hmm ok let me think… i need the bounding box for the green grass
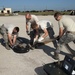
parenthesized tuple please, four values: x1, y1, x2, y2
(19, 11, 56, 15)
(0, 11, 71, 16)
(19, 11, 71, 15)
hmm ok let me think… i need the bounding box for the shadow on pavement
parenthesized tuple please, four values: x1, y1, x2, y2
(0, 38, 6, 47)
(37, 45, 56, 58)
(0, 37, 75, 56)
(36, 43, 74, 59)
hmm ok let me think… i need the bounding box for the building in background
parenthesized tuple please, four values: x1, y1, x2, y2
(0, 10, 1, 14)
(0, 8, 12, 14)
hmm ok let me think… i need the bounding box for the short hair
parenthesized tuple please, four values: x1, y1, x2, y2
(14, 27, 19, 32)
(31, 21, 37, 29)
(25, 13, 31, 18)
(54, 12, 62, 17)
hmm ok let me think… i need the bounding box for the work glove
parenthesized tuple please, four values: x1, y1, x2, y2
(34, 38, 37, 43)
(26, 31, 30, 35)
(38, 37, 44, 42)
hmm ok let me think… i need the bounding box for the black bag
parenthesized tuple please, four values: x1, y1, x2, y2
(12, 38, 30, 53)
(13, 43, 30, 53)
(43, 55, 75, 75)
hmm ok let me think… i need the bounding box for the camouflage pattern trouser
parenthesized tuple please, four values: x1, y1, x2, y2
(56, 32, 75, 53)
(0, 25, 8, 44)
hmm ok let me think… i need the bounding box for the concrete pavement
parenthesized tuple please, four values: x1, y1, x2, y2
(0, 15, 75, 75)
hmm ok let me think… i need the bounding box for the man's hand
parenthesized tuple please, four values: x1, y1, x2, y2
(38, 37, 44, 42)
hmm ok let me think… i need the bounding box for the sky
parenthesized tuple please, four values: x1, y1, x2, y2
(0, 0, 75, 11)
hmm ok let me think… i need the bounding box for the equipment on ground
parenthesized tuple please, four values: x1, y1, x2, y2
(43, 55, 75, 75)
(11, 38, 31, 53)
